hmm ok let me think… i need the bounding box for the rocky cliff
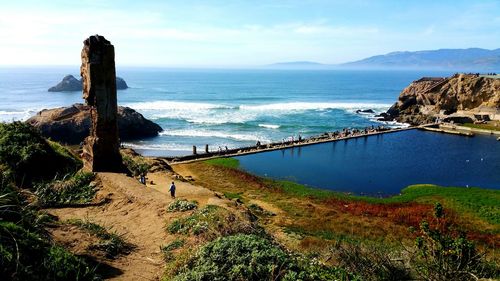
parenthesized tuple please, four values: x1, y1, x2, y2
(48, 75, 128, 92)
(383, 74, 500, 125)
(26, 104, 163, 144)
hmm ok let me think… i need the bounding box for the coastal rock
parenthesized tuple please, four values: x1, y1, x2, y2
(48, 75, 82, 92)
(48, 74, 129, 92)
(356, 109, 375, 114)
(26, 104, 162, 144)
(385, 74, 500, 125)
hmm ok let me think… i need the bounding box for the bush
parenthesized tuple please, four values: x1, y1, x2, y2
(122, 155, 150, 177)
(330, 241, 411, 281)
(167, 199, 198, 212)
(173, 234, 357, 281)
(35, 172, 96, 207)
(413, 203, 499, 280)
(0, 122, 81, 186)
(167, 205, 260, 240)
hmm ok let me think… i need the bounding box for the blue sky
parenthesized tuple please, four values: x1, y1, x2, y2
(0, 0, 499, 66)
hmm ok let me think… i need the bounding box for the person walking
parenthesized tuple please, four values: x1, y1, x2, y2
(169, 181, 176, 199)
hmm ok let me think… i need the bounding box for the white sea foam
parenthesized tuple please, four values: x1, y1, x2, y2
(240, 102, 391, 111)
(159, 129, 271, 143)
(122, 142, 192, 151)
(258, 124, 280, 129)
(0, 109, 38, 122)
(124, 100, 391, 125)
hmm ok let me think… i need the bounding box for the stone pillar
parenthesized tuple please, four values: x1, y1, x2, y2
(205, 144, 209, 153)
(192, 145, 197, 155)
(81, 35, 122, 172)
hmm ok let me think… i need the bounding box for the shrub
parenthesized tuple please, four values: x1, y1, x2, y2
(122, 155, 150, 177)
(35, 172, 96, 207)
(167, 199, 198, 212)
(413, 203, 499, 280)
(167, 205, 260, 240)
(0, 122, 81, 186)
(330, 241, 411, 281)
(173, 234, 357, 281)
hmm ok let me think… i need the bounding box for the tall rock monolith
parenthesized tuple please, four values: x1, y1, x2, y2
(80, 35, 122, 171)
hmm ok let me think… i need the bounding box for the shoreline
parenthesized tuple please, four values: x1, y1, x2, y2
(161, 125, 430, 164)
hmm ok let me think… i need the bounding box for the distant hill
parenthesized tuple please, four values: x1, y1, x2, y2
(341, 48, 500, 70)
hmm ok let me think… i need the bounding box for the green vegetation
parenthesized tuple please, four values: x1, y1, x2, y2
(205, 157, 240, 169)
(223, 191, 243, 200)
(67, 219, 134, 258)
(161, 239, 185, 261)
(167, 199, 198, 212)
(122, 154, 150, 177)
(0, 122, 81, 186)
(173, 234, 357, 281)
(412, 203, 499, 280)
(272, 180, 500, 226)
(35, 172, 96, 207)
(167, 205, 261, 239)
(462, 122, 500, 132)
(0, 168, 98, 280)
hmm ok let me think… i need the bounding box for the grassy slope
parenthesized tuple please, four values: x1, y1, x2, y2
(462, 122, 500, 131)
(208, 158, 500, 227)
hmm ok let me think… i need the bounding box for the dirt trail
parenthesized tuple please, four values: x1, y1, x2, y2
(48, 171, 227, 280)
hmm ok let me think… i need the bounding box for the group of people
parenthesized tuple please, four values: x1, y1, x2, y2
(137, 173, 177, 199)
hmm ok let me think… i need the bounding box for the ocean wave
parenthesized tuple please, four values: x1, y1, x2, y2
(123, 100, 235, 111)
(258, 124, 280, 129)
(159, 129, 271, 142)
(240, 102, 391, 111)
(0, 109, 38, 122)
(124, 100, 391, 125)
(122, 142, 192, 151)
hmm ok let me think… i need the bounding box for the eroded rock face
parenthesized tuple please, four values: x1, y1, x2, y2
(26, 104, 163, 144)
(385, 74, 500, 125)
(48, 75, 128, 92)
(81, 35, 122, 172)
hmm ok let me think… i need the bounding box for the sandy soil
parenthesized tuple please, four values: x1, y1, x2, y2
(47, 170, 227, 280)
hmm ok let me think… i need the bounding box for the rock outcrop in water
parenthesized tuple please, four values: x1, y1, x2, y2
(26, 104, 162, 144)
(80, 35, 122, 172)
(48, 75, 128, 92)
(383, 74, 500, 125)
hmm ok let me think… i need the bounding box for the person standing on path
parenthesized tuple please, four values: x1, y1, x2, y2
(169, 181, 176, 199)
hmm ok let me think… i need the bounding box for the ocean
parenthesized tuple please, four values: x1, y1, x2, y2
(0, 67, 454, 156)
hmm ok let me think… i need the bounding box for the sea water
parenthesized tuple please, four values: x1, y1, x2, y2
(0, 67, 453, 156)
(236, 130, 500, 195)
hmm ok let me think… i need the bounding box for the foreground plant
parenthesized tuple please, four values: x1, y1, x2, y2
(413, 203, 499, 280)
(35, 172, 96, 207)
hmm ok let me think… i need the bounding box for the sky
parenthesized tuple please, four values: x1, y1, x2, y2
(0, 0, 499, 67)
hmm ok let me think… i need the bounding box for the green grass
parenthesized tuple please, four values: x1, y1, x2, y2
(205, 157, 240, 169)
(67, 219, 133, 258)
(271, 180, 500, 226)
(35, 172, 97, 207)
(461, 123, 500, 132)
(223, 192, 243, 200)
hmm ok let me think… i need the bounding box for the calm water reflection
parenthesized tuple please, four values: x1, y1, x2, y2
(236, 130, 500, 196)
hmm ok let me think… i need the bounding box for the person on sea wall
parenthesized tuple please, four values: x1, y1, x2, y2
(169, 181, 176, 199)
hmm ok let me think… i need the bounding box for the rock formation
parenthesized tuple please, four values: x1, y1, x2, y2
(384, 74, 500, 125)
(48, 74, 128, 92)
(26, 104, 163, 144)
(80, 35, 122, 172)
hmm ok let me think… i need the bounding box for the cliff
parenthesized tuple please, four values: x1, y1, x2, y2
(383, 74, 500, 125)
(26, 104, 163, 144)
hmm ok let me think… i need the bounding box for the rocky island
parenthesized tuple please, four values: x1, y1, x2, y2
(381, 74, 500, 125)
(48, 74, 128, 92)
(26, 103, 163, 144)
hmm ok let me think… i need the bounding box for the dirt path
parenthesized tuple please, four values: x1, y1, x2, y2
(48, 171, 227, 280)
